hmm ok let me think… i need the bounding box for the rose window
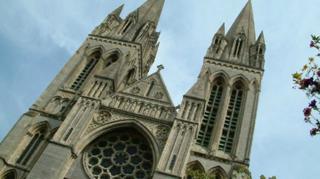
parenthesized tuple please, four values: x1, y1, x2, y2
(83, 128, 154, 179)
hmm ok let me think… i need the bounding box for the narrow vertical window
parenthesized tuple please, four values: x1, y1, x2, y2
(121, 19, 133, 34)
(233, 37, 243, 58)
(219, 82, 244, 153)
(196, 78, 224, 147)
(125, 68, 136, 85)
(214, 36, 222, 53)
(17, 129, 46, 165)
(71, 51, 101, 91)
(257, 44, 264, 55)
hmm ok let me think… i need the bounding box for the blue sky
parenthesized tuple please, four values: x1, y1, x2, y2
(1, 0, 320, 178)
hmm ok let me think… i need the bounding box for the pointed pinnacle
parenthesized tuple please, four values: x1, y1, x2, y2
(226, 0, 256, 45)
(136, 0, 165, 26)
(111, 4, 124, 16)
(257, 31, 265, 43)
(157, 64, 164, 72)
(216, 23, 225, 35)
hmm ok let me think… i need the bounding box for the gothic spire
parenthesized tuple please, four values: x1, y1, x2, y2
(111, 4, 124, 16)
(216, 23, 225, 35)
(257, 31, 265, 44)
(135, 0, 165, 26)
(226, 0, 256, 45)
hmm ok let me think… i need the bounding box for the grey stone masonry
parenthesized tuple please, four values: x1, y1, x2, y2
(0, 0, 265, 179)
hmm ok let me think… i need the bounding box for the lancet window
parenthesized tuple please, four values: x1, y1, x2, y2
(232, 36, 244, 58)
(219, 81, 245, 153)
(17, 128, 47, 166)
(213, 36, 223, 53)
(196, 78, 224, 147)
(256, 44, 264, 55)
(1, 170, 16, 179)
(120, 17, 134, 35)
(125, 68, 136, 85)
(71, 51, 101, 91)
(105, 53, 119, 68)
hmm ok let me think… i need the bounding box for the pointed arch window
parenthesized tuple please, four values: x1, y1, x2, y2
(71, 51, 101, 91)
(1, 170, 16, 179)
(125, 68, 136, 86)
(17, 128, 47, 166)
(213, 36, 223, 53)
(209, 167, 227, 179)
(105, 53, 119, 68)
(120, 17, 134, 35)
(256, 44, 264, 56)
(196, 78, 224, 147)
(233, 37, 244, 58)
(185, 161, 206, 179)
(219, 81, 245, 153)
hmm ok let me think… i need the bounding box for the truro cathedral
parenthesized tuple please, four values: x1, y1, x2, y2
(0, 0, 265, 178)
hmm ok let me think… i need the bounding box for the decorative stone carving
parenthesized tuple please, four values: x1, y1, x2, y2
(156, 125, 170, 139)
(46, 96, 70, 115)
(130, 87, 140, 95)
(93, 110, 112, 124)
(95, 23, 110, 35)
(86, 110, 116, 134)
(107, 94, 173, 121)
(154, 92, 164, 99)
(155, 125, 170, 150)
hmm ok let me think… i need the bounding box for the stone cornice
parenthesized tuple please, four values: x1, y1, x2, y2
(191, 151, 249, 167)
(204, 57, 264, 75)
(101, 105, 174, 126)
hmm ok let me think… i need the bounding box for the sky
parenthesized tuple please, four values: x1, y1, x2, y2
(0, 0, 320, 178)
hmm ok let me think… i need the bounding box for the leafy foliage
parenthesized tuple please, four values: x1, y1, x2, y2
(260, 175, 277, 179)
(293, 35, 320, 136)
(186, 170, 216, 179)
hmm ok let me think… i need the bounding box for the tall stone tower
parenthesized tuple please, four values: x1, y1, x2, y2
(0, 0, 265, 179)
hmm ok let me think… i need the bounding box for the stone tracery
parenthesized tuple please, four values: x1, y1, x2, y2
(83, 128, 154, 179)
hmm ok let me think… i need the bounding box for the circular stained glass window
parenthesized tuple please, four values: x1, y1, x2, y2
(83, 128, 154, 179)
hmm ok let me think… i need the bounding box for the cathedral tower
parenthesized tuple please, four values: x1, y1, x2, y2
(0, 1, 265, 179)
(154, 1, 265, 178)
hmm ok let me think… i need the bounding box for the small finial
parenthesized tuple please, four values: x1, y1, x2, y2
(157, 64, 164, 72)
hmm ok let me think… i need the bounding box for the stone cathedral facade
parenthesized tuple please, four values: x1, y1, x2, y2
(0, 0, 265, 179)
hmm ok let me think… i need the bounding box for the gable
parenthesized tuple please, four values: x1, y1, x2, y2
(121, 71, 174, 106)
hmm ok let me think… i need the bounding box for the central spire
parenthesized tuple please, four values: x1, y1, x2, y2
(136, 0, 165, 26)
(226, 0, 256, 45)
